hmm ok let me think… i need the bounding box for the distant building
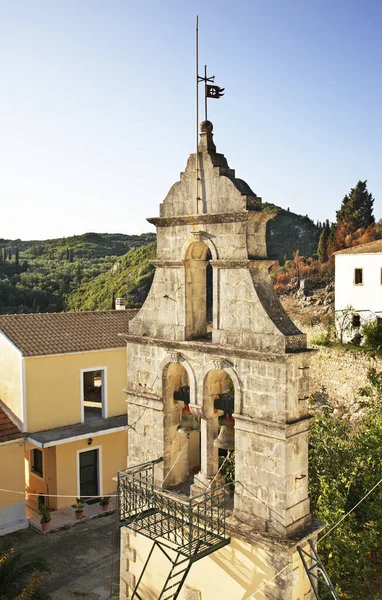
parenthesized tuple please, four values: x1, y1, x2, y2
(334, 239, 382, 339)
(0, 309, 135, 530)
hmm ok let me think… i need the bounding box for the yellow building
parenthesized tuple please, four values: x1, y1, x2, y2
(0, 310, 135, 518)
(0, 405, 27, 535)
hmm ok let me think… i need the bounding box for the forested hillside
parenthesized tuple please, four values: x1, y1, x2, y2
(67, 242, 156, 311)
(0, 233, 155, 314)
(263, 203, 320, 262)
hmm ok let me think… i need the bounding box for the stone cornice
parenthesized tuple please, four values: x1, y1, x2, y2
(210, 259, 274, 269)
(147, 212, 251, 227)
(118, 333, 316, 362)
(226, 515, 325, 553)
(152, 260, 183, 268)
(233, 413, 312, 440)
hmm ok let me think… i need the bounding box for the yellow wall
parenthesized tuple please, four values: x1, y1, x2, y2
(25, 348, 127, 432)
(26, 430, 127, 510)
(55, 430, 127, 508)
(122, 532, 312, 600)
(0, 334, 22, 422)
(25, 442, 57, 509)
(0, 440, 24, 509)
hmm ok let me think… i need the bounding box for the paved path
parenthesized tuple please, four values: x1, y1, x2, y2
(6, 513, 120, 599)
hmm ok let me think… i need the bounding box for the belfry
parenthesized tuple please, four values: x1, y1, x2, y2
(119, 121, 321, 599)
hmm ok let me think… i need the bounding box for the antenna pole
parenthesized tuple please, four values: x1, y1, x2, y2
(204, 65, 208, 121)
(196, 16, 199, 214)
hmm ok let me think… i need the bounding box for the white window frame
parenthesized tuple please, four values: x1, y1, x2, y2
(76, 445, 103, 499)
(30, 448, 45, 481)
(80, 367, 108, 423)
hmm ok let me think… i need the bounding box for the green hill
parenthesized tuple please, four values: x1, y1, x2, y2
(0, 233, 155, 314)
(67, 242, 156, 311)
(263, 203, 320, 263)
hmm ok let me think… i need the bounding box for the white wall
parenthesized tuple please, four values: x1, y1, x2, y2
(335, 253, 382, 316)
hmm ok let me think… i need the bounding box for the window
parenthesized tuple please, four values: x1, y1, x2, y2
(354, 268, 363, 285)
(31, 449, 43, 478)
(82, 368, 106, 422)
(352, 314, 361, 328)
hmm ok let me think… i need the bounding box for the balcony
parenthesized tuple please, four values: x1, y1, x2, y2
(118, 458, 230, 560)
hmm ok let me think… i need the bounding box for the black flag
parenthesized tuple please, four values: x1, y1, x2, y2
(206, 85, 225, 99)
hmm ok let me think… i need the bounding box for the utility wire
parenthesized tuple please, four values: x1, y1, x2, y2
(319, 475, 382, 544)
(244, 474, 382, 598)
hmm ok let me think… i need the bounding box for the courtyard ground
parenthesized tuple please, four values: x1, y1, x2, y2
(5, 513, 120, 599)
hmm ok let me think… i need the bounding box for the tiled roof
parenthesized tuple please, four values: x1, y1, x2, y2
(334, 239, 382, 255)
(0, 310, 137, 357)
(0, 406, 22, 443)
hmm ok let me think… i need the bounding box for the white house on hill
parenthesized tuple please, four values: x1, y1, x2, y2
(334, 239, 382, 336)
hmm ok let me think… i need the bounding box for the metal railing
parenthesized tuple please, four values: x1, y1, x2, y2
(117, 458, 230, 558)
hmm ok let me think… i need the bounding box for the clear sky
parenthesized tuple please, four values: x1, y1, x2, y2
(0, 0, 381, 240)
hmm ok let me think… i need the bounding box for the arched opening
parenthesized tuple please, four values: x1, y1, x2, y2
(185, 241, 213, 340)
(203, 369, 235, 491)
(162, 362, 200, 489)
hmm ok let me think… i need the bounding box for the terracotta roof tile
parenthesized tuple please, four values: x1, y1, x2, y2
(334, 239, 382, 255)
(0, 310, 137, 357)
(0, 407, 22, 443)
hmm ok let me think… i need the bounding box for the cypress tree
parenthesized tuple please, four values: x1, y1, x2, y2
(334, 180, 375, 249)
(317, 227, 329, 262)
(15, 248, 19, 265)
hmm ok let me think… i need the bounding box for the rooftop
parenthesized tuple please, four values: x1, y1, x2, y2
(0, 406, 23, 443)
(334, 239, 382, 255)
(0, 310, 137, 357)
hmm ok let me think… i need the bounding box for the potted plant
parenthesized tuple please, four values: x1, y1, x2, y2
(71, 497, 85, 519)
(40, 504, 51, 532)
(99, 496, 110, 511)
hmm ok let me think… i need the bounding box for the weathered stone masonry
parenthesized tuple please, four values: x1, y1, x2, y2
(120, 121, 319, 599)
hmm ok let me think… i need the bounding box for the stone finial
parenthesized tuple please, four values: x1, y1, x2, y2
(198, 120, 216, 153)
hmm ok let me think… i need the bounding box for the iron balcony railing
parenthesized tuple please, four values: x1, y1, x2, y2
(117, 458, 230, 559)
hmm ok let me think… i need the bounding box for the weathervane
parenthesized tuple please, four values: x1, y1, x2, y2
(195, 16, 225, 213)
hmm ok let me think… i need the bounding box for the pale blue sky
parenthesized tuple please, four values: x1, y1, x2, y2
(0, 0, 381, 240)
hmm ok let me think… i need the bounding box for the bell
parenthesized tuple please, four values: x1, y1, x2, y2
(214, 416, 235, 451)
(177, 404, 200, 433)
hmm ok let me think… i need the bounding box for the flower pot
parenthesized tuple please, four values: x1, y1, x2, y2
(75, 510, 84, 520)
(41, 521, 51, 532)
(101, 503, 109, 511)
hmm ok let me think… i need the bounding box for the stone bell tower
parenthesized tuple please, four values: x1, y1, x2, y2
(119, 122, 320, 600)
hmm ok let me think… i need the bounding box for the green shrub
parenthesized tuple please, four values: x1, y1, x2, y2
(309, 373, 382, 592)
(362, 320, 382, 354)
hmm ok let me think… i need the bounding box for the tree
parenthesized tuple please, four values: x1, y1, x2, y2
(317, 227, 329, 262)
(15, 249, 19, 265)
(292, 249, 302, 287)
(334, 181, 375, 250)
(0, 538, 50, 599)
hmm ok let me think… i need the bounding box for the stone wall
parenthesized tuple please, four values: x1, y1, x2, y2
(310, 346, 382, 410)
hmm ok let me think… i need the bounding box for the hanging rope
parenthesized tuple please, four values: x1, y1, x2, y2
(161, 445, 187, 488)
